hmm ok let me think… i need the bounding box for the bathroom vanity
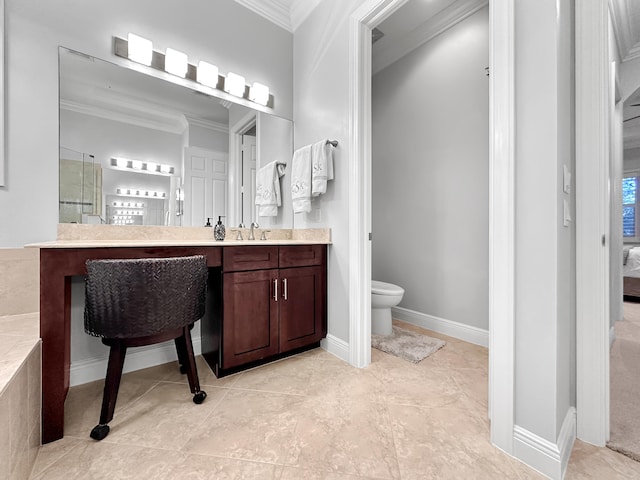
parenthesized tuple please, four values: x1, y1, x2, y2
(32, 226, 329, 443)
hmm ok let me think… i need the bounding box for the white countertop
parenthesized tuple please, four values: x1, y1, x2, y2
(26, 225, 331, 248)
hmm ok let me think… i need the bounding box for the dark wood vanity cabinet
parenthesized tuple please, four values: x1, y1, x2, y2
(204, 244, 327, 375)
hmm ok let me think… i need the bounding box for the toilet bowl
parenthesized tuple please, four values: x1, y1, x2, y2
(371, 280, 404, 336)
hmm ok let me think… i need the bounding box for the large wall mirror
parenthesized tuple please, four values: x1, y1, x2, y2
(58, 46, 293, 229)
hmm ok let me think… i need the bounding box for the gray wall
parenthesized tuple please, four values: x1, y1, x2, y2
(371, 7, 489, 331)
(0, 0, 293, 247)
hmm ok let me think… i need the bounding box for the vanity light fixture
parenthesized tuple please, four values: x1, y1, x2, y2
(165, 48, 188, 77)
(127, 33, 153, 66)
(197, 61, 219, 88)
(114, 35, 273, 107)
(249, 82, 270, 106)
(224, 72, 246, 98)
(110, 158, 174, 176)
(112, 201, 145, 208)
(116, 188, 167, 199)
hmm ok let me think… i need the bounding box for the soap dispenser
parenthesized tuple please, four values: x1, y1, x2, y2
(214, 216, 226, 241)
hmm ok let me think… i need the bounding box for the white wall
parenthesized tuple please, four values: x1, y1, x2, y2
(371, 7, 489, 331)
(294, 0, 361, 344)
(60, 109, 183, 176)
(513, 0, 575, 453)
(257, 112, 294, 229)
(188, 124, 229, 152)
(0, 0, 292, 247)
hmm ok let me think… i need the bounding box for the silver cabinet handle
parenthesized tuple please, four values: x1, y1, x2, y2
(274, 278, 278, 302)
(283, 278, 288, 300)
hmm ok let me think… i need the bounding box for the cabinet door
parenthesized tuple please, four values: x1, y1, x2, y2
(278, 266, 326, 352)
(222, 269, 279, 368)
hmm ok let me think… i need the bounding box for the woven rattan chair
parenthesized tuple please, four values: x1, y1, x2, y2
(84, 255, 209, 441)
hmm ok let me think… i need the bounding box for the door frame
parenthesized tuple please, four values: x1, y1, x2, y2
(348, 0, 514, 454)
(575, 0, 611, 446)
(229, 111, 257, 227)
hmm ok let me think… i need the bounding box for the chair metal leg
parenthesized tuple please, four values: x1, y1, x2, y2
(90, 341, 127, 441)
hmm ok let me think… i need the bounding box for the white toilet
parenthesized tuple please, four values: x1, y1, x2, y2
(371, 280, 405, 336)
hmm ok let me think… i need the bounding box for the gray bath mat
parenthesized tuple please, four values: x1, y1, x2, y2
(372, 326, 445, 363)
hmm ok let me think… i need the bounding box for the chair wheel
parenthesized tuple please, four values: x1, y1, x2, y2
(193, 391, 207, 404)
(90, 424, 110, 441)
(179, 365, 187, 374)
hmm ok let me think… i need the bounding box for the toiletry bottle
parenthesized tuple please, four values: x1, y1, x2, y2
(205, 218, 212, 227)
(214, 216, 226, 241)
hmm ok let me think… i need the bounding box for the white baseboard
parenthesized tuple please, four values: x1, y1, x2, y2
(70, 336, 202, 387)
(513, 407, 576, 480)
(321, 334, 350, 363)
(391, 306, 489, 347)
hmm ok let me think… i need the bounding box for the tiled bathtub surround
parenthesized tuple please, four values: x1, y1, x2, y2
(0, 320, 41, 480)
(0, 248, 42, 480)
(30, 322, 640, 479)
(0, 247, 39, 316)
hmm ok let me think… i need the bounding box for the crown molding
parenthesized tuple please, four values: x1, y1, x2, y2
(290, 0, 323, 31)
(60, 99, 188, 135)
(610, 0, 640, 62)
(234, 0, 293, 32)
(184, 115, 229, 133)
(372, 0, 488, 75)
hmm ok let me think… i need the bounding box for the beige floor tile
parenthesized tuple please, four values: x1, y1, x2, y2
(306, 355, 385, 402)
(280, 465, 381, 479)
(63, 376, 158, 438)
(182, 389, 303, 464)
(388, 403, 525, 479)
(30, 437, 83, 479)
(368, 354, 471, 409)
(231, 355, 317, 395)
(30, 338, 640, 480)
(30, 440, 190, 480)
(566, 440, 640, 479)
(286, 396, 401, 479)
(94, 382, 226, 450)
(165, 453, 282, 479)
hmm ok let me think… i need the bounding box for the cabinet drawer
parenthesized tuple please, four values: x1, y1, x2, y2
(279, 245, 325, 268)
(223, 246, 279, 272)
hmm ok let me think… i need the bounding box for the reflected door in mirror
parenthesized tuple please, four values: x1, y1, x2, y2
(183, 147, 228, 227)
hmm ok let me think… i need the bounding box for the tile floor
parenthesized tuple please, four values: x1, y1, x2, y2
(30, 321, 640, 479)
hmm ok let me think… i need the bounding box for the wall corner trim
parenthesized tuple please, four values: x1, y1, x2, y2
(513, 407, 577, 480)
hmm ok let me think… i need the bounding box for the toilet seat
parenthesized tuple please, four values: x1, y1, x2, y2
(371, 280, 404, 296)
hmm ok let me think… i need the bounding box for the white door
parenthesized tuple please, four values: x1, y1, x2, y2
(241, 134, 257, 225)
(183, 147, 228, 227)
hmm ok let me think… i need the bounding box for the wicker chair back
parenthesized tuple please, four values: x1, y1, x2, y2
(84, 255, 208, 339)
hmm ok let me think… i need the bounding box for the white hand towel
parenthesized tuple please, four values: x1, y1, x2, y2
(311, 140, 334, 197)
(255, 161, 286, 217)
(291, 145, 312, 213)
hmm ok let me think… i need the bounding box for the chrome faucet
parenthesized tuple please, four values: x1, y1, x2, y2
(249, 222, 259, 241)
(231, 229, 243, 241)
